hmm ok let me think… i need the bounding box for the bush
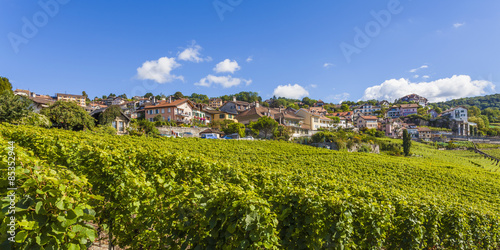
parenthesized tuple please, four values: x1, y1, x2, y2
(92, 125, 117, 135)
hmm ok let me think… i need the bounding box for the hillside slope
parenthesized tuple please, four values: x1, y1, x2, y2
(1, 124, 500, 249)
(433, 93, 500, 110)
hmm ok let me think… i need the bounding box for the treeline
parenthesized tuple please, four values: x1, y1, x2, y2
(433, 94, 500, 110)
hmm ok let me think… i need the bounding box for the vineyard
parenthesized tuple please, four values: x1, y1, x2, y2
(1, 124, 500, 249)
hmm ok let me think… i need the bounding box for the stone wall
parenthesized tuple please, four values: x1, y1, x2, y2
(158, 126, 208, 137)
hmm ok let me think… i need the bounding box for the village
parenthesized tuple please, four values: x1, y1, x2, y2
(15, 88, 479, 142)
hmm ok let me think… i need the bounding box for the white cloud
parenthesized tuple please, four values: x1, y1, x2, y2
(323, 63, 334, 68)
(246, 56, 253, 62)
(272, 84, 309, 99)
(454, 22, 465, 28)
(177, 41, 211, 63)
(326, 92, 350, 103)
(310, 84, 318, 88)
(195, 75, 251, 88)
(414, 75, 419, 78)
(422, 75, 430, 79)
(136, 57, 183, 83)
(213, 59, 241, 73)
(361, 75, 495, 102)
(409, 65, 428, 73)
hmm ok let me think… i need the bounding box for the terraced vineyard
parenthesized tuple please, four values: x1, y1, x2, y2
(1, 124, 500, 249)
(484, 149, 500, 159)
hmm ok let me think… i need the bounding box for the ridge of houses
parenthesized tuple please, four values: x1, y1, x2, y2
(14, 89, 476, 140)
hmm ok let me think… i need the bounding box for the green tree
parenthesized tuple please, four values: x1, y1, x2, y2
(153, 114, 164, 122)
(17, 113, 51, 128)
(273, 125, 292, 141)
(0, 90, 33, 123)
(128, 119, 160, 137)
(42, 101, 95, 131)
(173, 91, 184, 100)
(210, 119, 235, 131)
(98, 105, 123, 125)
(144, 93, 154, 99)
(249, 116, 278, 139)
(0, 77, 13, 93)
(434, 106, 442, 114)
(340, 104, 350, 112)
(403, 129, 411, 156)
(469, 106, 481, 117)
(223, 122, 245, 137)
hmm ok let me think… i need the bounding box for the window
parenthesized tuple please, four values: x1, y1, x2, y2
(156, 109, 159, 114)
(314, 118, 318, 122)
(119, 121, 124, 132)
(168, 108, 171, 112)
(112, 121, 117, 129)
(161, 109, 164, 114)
(219, 114, 225, 119)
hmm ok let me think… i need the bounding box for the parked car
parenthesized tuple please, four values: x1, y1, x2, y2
(201, 133, 219, 139)
(223, 133, 240, 140)
(240, 136, 254, 140)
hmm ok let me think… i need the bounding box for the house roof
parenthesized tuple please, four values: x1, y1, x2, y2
(29, 97, 55, 105)
(90, 108, 131, 121)
(227, 100, 251, 106)
(331, 111, 353, 117)
(200, 128, 224, 135)
(360, 116, 378, 120)
(56, 93, 85, 98)
(236, 106, 280, 119)
(14, 89, 30, 95)
(442, 106, 467, 114)
(145, 98, 194, 109)
(399, 104, 419, 108)
(308, 107, 327, 112)
(417, 127, 432, 132)
(401, 94, 427, 101)
(275, 112, 304, 120)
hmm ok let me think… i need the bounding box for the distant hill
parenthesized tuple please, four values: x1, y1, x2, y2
(432, 94, 500, 110)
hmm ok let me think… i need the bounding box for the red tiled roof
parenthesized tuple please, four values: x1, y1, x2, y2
(145, 99, 193, 109)
(360, 116, 378, 120)
(399, 104, 419, 108)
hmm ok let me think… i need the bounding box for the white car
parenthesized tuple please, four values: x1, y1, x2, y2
(240, 136, 254, 140)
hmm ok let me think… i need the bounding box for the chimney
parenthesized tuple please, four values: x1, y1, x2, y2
(232, 96, 236, 102)
(256, 101, 260, 108)
(168, 96, 172, 103)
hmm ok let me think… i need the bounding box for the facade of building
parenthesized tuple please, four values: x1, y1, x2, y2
(399, 104, 419, 117)
(356, 116, 378, 129)
(56, 93, 86, 106)
(441, 107, 468, 122)
(220, 97, 251, 115)
(209, 98, 223, 109)
(144, 99, 195, 123)
(354, 104, 381, 116)
(417, 127, 432, 141)
(400, 94, 428, 106)
(387, 106, 400, 118)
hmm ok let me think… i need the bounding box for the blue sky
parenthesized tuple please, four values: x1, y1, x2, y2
(1, 0, 499, 103)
